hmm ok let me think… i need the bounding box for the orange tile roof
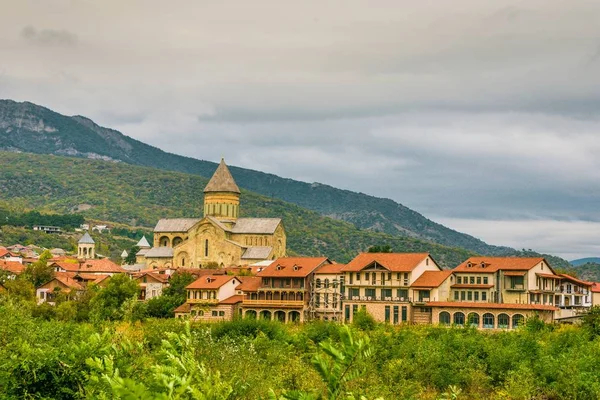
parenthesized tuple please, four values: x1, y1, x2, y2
(342, 253, 431, 273)
(52, 261, 81, 272)
(174, 303, 191, 313)
(454, 257, 546, 274)
(558, 274, 593, 286)
(411, 270, 453, 288)
(257, 257, 330, 278)
(79, 259, 126, 273)
(52, 273, 85, 291)
(219, 295, 244, 305)
(503, 271, 528, 276)
(592, 283, 600, 293)
(236, 276, 262, 292)
(0, 261, 25, 274)
(315, 263, 346, 274)
(133, 271, 169, 283)
(536, 273, 561, 280)
(186, 275, 240, 290)
(0, 248, 19, 258)
(426, 301, 557, 311)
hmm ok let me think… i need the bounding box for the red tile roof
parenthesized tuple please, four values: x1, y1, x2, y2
(235, 276, 262, 292)
(453, 257, 547, 274)
(52, 261, 81, 272)
(257, 257, 330, 278)
(50, 273, 85, 291)
(558, 274, 593, 287)
(342, 253, 431, 273)
(79, 259, 126, 273)
(592, 283, 600, 293)
(315, 263, 346, 274)
(219, 295, 244, 305)
(411, 270, 453, 288)
(426, 301, 557, 311)
(0, 261, 25, 275)
(186, 275, 241, 290)
(536, 273, 561, 280)
(174, 303, 191, 313)
(133, 271, 169, 283)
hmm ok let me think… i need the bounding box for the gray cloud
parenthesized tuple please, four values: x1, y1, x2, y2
(21, 25, 78, 47)
(2, 0, 600, 258)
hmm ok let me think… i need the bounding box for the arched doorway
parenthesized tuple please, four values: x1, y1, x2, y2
(245, 310, 257, 319)
(289, 311, 301, 323)
(274, 310, 286, 322)
(260, 310, 272, 320)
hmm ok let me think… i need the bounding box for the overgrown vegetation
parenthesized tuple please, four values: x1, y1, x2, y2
(2, 295, 600, 399)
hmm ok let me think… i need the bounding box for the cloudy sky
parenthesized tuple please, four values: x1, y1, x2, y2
(1, 0, 600, 260)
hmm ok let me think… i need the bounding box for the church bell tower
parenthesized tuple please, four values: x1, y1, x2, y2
(203, 158, 240, 222)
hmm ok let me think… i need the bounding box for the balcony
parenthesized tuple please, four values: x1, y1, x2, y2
(505, 285, 525, 292)
(188, 298, 218, 305)
(242, 299, 304, 308)
(346, 296, 412, 303)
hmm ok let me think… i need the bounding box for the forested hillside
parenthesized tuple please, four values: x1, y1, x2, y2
(0, 99, 512, 255)
(0, 152, 479, 267)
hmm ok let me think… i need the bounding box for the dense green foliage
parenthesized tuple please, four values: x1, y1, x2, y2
(0, 151, 480, 267)
(571, 262, 600, 281)
(0, 224, 75, 250)
(0, 207, 84, 230)
(2, 298, 600, 399)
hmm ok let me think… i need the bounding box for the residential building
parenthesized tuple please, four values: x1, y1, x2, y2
(134, 271, 169, 300)
(341, 253, 442, 324)
(33, 225, 61, 234)
(36, 273, 85, 304)
(176, 275, 243, 322)
(310, 263, 345, 321)
(554, 274, 593, 318)
(592, 283, 600, 306)
(0, 260, 25, 279)
(240, 257, 332, 322)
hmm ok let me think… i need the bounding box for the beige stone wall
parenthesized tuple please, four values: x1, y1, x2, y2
(190, 303, 238, 322)
(592, 292, 600, 306)
(145, 257, 173, 270)
(343, 301, 411, 324)
(430, 306, 554, 330)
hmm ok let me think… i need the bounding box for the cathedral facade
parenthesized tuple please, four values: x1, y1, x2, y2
(140, 159, 287, 269)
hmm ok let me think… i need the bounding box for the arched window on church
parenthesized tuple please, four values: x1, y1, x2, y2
(205, 239, 209, 257)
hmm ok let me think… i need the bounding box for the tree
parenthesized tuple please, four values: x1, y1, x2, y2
(91, 274, 139, 321)
(124, 246, 139, 265)
(582, 306, 600, 337)
(23, 249, 55, 287)
(148, 272, 196, 318)
(367, 245, 392, 253)
(2, 278, 36, 303)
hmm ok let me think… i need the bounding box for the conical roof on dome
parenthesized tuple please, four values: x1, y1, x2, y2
(79, 232, 95, 244)
(203, 158, 240, 194)
(136, 236, 151, 248)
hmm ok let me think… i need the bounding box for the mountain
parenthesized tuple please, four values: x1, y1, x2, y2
(0, 99, 515, 256)
(570, 262, 600, 282)
(0, 151, 477, 267)
(570, 257, 600, 267)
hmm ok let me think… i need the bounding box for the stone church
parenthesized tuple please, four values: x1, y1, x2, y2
(140, 159, 287, 269)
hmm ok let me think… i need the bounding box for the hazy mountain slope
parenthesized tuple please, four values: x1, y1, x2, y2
(571, 262, 600, 282)
(0, 151, 480, 267)
(571, 257, 600, 267)
(0, 99, 511, 255)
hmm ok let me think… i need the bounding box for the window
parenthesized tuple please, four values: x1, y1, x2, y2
(324, 279, 330, 288)
(143, 276, 147, 283)
(316, 279, 322, 288)
(457, 276, 462, 284)
(426, 258, 429, 266)
(371, 272, 376, 285)
(397, 273, 401, 280)
(401, 306, 408, 322)
(349, 273, 353, 284)
(454, 291, 459, 300)
(381, 272, 386, 285)
(483, 277, 488, 285)
(382, 288, 392, 299)
(219, 311, 225, 316)
(365, 288, 376, 299)
(439, 311, 451, 325)
(212, 311, 218, 317)
(315, 294, 320, 308)
(385, 306, 390, 323)
(510, 276, 524, 289)
(467, 291, 472, 301)
(419, 290, 430, 302)
(474, 291, 479, 301)
(476, 277, 481, 284)
(324, 294, 329, 307)
(483, 313, 495, 329)
(512, 314, 524, 328)
(461, 291, 466, 301)
(482, 292, 487, 301)
(356, 273, 360, 282)
(352, 305, 358, 316)
(468, 313, 479, 327)
(393, 306, 399, 324)
(470, 277, 475, 284)
(204, 239, 209, 257)
(345, 305, 350, 321)
(351, 288, 359, 298)
(497, 314, 509, 329)
(397, 288, 408, 300)
(453, 312, 465, 325)
(198, 310, 204, 316)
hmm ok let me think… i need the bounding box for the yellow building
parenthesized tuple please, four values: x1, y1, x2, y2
(141, 159, 287, 269)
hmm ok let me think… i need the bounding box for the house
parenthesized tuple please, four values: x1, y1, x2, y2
(0, 247, 22, 263)
(592, 283, 600, 306)
(341, 253, 442, 324)
(33, 225, 61, 234)
(240, 257, 331, 322)
(554, 274, 593, 318)
(36, 273, 85, 304)
(52, 259, 126, 276)
(0, 261, 25, 279)
(176, 275, 243, 321)
(310, 263, 345, 321)
(133, 271, 169, 300)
